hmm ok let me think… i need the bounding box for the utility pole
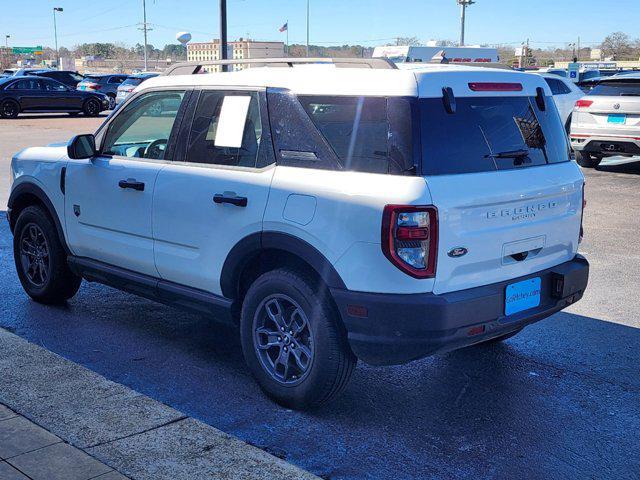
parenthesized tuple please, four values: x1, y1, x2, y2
(306, 0, 310, 57)
(577, 36, 581, 62)
(53, 7, 63, 69)
(141, 0, 149, 71)
(4, 35, 9, 49)
(220, 0, 228, 71)
(457, 0, 475, 47)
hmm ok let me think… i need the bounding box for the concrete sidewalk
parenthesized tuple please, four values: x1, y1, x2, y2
(0, 328, 318, 480)
(1, 404, 127, 480)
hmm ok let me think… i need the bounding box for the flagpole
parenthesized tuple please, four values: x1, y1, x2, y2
(286, 19, 289, 56)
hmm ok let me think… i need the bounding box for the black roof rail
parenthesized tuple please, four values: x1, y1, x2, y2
(163, 57, 397, 76)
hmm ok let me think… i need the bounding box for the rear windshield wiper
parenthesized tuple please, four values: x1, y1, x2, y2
(484, 149, 530, 159)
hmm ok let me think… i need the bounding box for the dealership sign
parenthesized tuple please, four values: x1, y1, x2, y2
(12, 46, 44, 55)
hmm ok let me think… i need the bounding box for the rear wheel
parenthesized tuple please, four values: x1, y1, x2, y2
(1, 99, 20, 119)
(240, 268, 356, 410)
(107, 94, 116, 110)
(575, 151, 602, 168)
(83, 98, 100, 117)
(13, 206, 82, 304)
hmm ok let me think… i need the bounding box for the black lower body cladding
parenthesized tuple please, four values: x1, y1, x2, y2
(331, 255, 589, 366)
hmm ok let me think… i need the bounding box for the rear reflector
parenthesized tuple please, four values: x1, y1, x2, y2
(468, 82, 523, 92)
(467, 325, 486, 336)
(575, 99, 593, 109)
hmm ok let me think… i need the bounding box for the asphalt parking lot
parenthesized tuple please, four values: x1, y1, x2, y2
(1, 115, 639, 479)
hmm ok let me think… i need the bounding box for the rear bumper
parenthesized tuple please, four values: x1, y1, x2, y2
(331, 255, 589, 366)
(571, 134, 640, 157)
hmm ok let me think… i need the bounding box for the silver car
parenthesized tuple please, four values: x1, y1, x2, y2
(570, 74, 640, 168)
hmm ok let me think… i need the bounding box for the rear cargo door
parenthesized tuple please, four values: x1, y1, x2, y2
(416, 76, 584, 294)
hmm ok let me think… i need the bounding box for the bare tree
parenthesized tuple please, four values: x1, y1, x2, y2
(394, 36, 422, 46)
(600, 32, 632, 60)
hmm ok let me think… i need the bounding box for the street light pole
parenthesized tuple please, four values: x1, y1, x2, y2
(142, 0, 149, 71)
(4, 35, 9, 49)
(220, 0, 228, 71)
(456, 0, 474, 47)
(306, 0, 310, 57)
(53, 7, 63, 69)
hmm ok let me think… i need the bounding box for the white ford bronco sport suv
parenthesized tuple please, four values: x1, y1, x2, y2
(8, 58, 589, 409)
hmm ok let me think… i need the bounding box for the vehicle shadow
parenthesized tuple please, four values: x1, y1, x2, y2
(10, 113, 110, 120)
(596, 157, 640, 174)
(1, 217, 638, 479)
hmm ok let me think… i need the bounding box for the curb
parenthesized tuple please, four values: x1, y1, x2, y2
(0, 328, 319, 480)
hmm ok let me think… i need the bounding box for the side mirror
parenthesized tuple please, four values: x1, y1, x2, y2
(67, 134, 96, 159)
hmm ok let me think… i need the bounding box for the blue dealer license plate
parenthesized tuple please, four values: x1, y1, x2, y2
(608, 114, 626, 124)
(505, 277, 541, 316)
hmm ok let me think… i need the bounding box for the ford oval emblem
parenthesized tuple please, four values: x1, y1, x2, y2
(448, 247, 468, 258)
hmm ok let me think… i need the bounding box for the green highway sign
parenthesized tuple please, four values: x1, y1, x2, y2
(12, 46, 43, 54)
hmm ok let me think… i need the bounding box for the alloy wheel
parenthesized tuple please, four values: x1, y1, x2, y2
(19, 223, 50, 287)
(1, 101, 18, 118)
(253, 294, 315, 385)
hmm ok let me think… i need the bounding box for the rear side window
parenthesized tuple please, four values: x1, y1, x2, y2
(185, 90, 263, 168)
(589, 81, 640, 96)
(108, 76, 126, 84)
(420, 96, 568, 175)
(298, 95, 415, 174)
(545, 78, 571, 95)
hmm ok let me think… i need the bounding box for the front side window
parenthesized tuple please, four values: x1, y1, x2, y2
(102, 90, 186, 160)
(9, 79, 40, 90)
(185, 90, 262, 167)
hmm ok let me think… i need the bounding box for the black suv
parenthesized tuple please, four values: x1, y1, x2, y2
(0, 76, 110, 118)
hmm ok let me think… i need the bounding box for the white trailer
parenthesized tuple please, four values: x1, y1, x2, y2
(372, 45, 499, 64)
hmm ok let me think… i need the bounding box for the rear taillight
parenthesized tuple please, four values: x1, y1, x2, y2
(84, 83, 100, 90)
(575, 99, 593, 109)
(468, 82, 523, 92)
(381, 205, 438, 278)
(579, 183, 586, 243)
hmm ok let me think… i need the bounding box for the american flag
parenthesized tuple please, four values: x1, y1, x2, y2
(279, 22, 288, 32)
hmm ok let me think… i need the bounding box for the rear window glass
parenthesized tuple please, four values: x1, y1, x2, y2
(122, 77, 144, 87)
(589, 81, 640, 96)
(298, 95, 415, 175)
(420, 96, 569, 175)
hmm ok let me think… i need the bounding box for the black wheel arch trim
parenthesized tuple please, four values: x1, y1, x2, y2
(7, 181, 70, 255)
(220, 231, 347, 299)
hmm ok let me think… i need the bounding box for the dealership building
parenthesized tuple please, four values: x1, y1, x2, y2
(187, 38, 285, 71)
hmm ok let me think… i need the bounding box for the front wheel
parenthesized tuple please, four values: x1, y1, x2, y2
(13, 206, 82, 304)
(83, 98, 101, 117)
(240, 268, 356, 410)
(575, 151, 602, 168)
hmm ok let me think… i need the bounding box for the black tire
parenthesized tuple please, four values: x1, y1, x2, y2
(575, 150, 602, 168)
(1, 99, 20, 119)
(13, 206, 82, 304)
(565, 115, 572, 135)
(82, 98, 101, 117)
(240, 268, 356, 410)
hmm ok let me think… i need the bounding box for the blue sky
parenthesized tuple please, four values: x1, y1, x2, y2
(2, 0, 638, 50)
